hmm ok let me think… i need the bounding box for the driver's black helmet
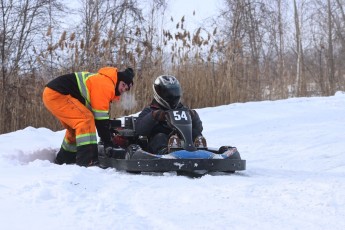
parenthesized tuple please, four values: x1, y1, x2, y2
(153, 75, 182, 109)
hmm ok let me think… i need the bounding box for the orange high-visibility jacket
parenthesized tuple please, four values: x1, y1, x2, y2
(46, 67, 120, 143)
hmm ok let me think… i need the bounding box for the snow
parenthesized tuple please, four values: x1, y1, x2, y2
(1, 92, 345, 230)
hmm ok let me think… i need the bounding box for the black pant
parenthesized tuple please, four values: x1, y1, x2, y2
(148, 133, 169, 154)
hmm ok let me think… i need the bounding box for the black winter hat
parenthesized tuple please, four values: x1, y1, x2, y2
(117, 67, 135, 88)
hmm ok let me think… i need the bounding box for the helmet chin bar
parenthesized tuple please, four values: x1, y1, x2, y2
(153, 85, 171, 109)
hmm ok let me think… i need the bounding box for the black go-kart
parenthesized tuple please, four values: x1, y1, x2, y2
(98, 109, 246, 176)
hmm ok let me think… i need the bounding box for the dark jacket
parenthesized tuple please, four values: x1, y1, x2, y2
(135, 99, 203, 141)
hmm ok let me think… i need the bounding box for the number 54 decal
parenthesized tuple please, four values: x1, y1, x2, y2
(173, 111, 189, 121)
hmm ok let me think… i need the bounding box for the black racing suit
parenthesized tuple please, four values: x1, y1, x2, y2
(135, 99, 203, 154)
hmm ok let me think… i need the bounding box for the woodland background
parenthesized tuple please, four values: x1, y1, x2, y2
(1, 0, 344, 134)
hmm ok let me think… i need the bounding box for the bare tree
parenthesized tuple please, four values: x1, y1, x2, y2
(0, 0, 63, 133)
(333, 0, 345, 90)
(276, 0, 287, 98)
(293, 0, 306, 96)
(70, 0, 144, 70)
(327, 0, 335, 94)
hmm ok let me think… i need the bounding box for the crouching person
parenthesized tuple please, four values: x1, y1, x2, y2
(42, 67, 135, 166)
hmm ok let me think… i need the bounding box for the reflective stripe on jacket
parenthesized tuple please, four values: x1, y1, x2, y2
(46, 67, 121, 120)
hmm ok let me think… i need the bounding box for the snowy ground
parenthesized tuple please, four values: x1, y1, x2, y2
(1, 93, 345, 230)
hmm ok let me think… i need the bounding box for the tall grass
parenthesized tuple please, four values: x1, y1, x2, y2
(1, 22, 344, 134)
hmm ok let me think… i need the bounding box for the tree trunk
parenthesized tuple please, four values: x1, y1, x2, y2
(327, 0, 335, 95)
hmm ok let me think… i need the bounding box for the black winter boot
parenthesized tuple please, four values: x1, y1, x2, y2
(76, 144, 99, 167)
(54, 148, 76, 164)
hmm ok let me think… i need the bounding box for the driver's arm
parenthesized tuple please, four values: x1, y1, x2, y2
(190, 109, 203, 139)
(135, 107, 157, 136)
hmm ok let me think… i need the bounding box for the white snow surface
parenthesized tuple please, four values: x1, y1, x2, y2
(1, 93, 345, 230)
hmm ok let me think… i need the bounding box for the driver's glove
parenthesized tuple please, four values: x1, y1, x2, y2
(152, 110, 167, 121)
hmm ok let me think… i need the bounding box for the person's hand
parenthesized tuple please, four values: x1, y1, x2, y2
(152, 110, 167, 121)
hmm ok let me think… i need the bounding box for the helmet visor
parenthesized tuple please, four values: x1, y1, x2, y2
(160, 86, 181, 108)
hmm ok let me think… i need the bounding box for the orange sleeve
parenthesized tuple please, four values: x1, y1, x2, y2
(87, 75, 119, 120)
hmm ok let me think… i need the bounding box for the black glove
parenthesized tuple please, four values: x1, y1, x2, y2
(152, 110, 167, 121)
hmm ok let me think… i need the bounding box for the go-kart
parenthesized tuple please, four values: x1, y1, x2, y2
(98, 109, 246, 176)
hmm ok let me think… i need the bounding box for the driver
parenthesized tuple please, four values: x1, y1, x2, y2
(135, 75, 206, 154)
